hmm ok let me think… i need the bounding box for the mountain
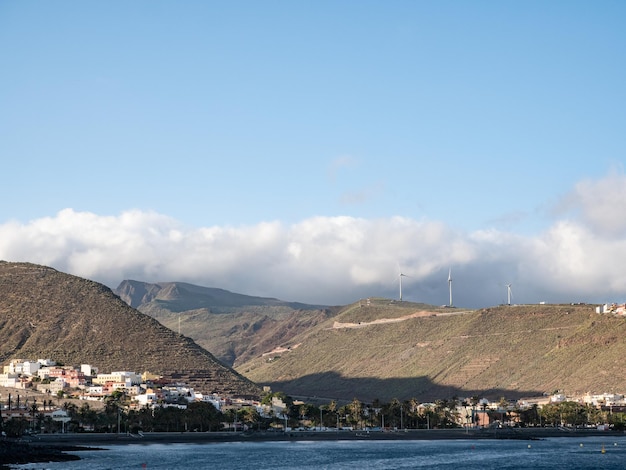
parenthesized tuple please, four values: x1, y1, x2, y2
(116, 280, 323, 312)
(115, 280, 334, 366)
(0, 262, 260, 398)
(235, 299, 621, 403)
(112, 279, 624, 405)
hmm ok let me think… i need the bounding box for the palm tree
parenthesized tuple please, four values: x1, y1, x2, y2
(78, 403, 98, 431)
(406, 398, 420, 429)
(348, 398, 363, 429)
(184, 402, 222, 432)
(469, 396, 480, 428)
(420, 403, 434, 429)
(239, 407, 261, 431)
(56, 390, 64, 407)
(388, 398, 401, 429)
(29, 402, 38, 432)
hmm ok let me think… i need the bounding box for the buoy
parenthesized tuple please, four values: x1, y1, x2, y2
(580, 443, 583, 447)
(601, 445, 606, 454)
(527, 444, 531, 449)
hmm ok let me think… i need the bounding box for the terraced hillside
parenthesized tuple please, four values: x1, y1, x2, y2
(0, 262, 260, 398)
(236, 298, 618, 403)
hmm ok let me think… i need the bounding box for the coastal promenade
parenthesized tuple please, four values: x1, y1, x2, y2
(30, 427, 623, 447)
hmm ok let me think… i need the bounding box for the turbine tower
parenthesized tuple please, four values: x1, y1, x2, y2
(399, 272, 408, 301)
(448, 268, 453, 307)
(506, 283, 512, 305)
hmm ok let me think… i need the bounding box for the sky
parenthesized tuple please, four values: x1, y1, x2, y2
(1, 1, 626, 308)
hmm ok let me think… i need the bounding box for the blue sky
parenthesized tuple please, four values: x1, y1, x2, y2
(1, 1, 626, 307)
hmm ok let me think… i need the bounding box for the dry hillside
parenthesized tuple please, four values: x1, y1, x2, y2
(236, 298, 622, 403)
(0, 262, 260, 398)
(115, 280, 335, 366)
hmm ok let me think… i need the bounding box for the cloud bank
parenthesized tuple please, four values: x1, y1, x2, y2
(2, 174, 626, 308)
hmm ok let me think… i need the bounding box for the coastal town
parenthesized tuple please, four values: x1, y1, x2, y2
(1, 357, 625, 436)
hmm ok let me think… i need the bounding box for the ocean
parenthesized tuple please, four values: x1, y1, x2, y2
(11, 436, 626, 469)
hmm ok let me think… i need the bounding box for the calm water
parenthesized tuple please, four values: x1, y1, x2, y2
(12, 437, 626, 469)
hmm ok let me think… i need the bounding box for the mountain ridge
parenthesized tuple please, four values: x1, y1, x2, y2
(116, 279, 326, 312)
(115, 280, 336, 366)
(116, 280, 625, 403)
(0, 261, 261, 398)
(8, 265, 621, 405)
(237, 300, 622, 402)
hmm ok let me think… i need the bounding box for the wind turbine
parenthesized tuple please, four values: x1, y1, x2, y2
(399, 272, 409, 301)
(448, 268, 453, 307)
(506, 283, 512, 305)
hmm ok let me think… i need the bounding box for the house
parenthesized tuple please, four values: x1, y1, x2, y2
(45, 379, 67, 394)
(0, 373, 19, 388)
(134, 390, 158, 407)
(93, 371, 142, 386)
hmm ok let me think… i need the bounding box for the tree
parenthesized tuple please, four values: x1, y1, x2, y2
(326, 400, 337, 413)
(388, 398, 401, 429)
(419, 403, 434, 429)
(518, 404, 541, 427)
(127, 406, 154, 433)
(558, 401, 585, 427)
(238, 406, 260, 431)
(222, 408, 239, 431)
(540, 403, 560, 426)
(608, 411, 626, 431)
(29, 402, 39, 432)
(406, 398, 420, 429)
(78, 403, 98, 431)
(296, 403, 315, 428)
(3, 418, 29, 437)
(347, 398, 363, 429)
(185, 402, 222, 432)
(152, 406, 183, 432)
(56, 390, 65, 406)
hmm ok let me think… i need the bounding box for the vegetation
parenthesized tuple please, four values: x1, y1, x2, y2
(2, 389, 625, 438)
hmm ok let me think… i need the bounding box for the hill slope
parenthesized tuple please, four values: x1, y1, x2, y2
(0, 262, 260, 398)
(115, 280, 334, 366)
(236, 299, 620, 403)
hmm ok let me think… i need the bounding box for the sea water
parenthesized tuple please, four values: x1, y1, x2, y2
(11, 437, 626, 470)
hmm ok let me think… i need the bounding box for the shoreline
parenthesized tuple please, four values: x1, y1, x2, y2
(29, 427, 625, 447)
(4, 428, 620, 466)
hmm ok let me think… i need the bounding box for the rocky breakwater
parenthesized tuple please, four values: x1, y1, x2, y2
(0, 438, 86, 467)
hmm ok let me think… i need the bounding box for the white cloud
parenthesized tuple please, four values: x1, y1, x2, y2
(1, 174, 626, 307)
(555, 172, 626, 237)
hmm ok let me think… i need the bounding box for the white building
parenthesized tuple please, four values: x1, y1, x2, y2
(93, 371, 142, 386)
(87, 385, 104, 395)
(81, 364, 97, 377)
(0, 373, 19, 388)
(4, 359, 40, 375)
(550, 394, 567, 403)
(37, 359, 56, 367)
(46, 379, 66, 394)
(134, 391, 157, 407)
(194, 393, 224, 410)
(22, 361, 41, 376)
